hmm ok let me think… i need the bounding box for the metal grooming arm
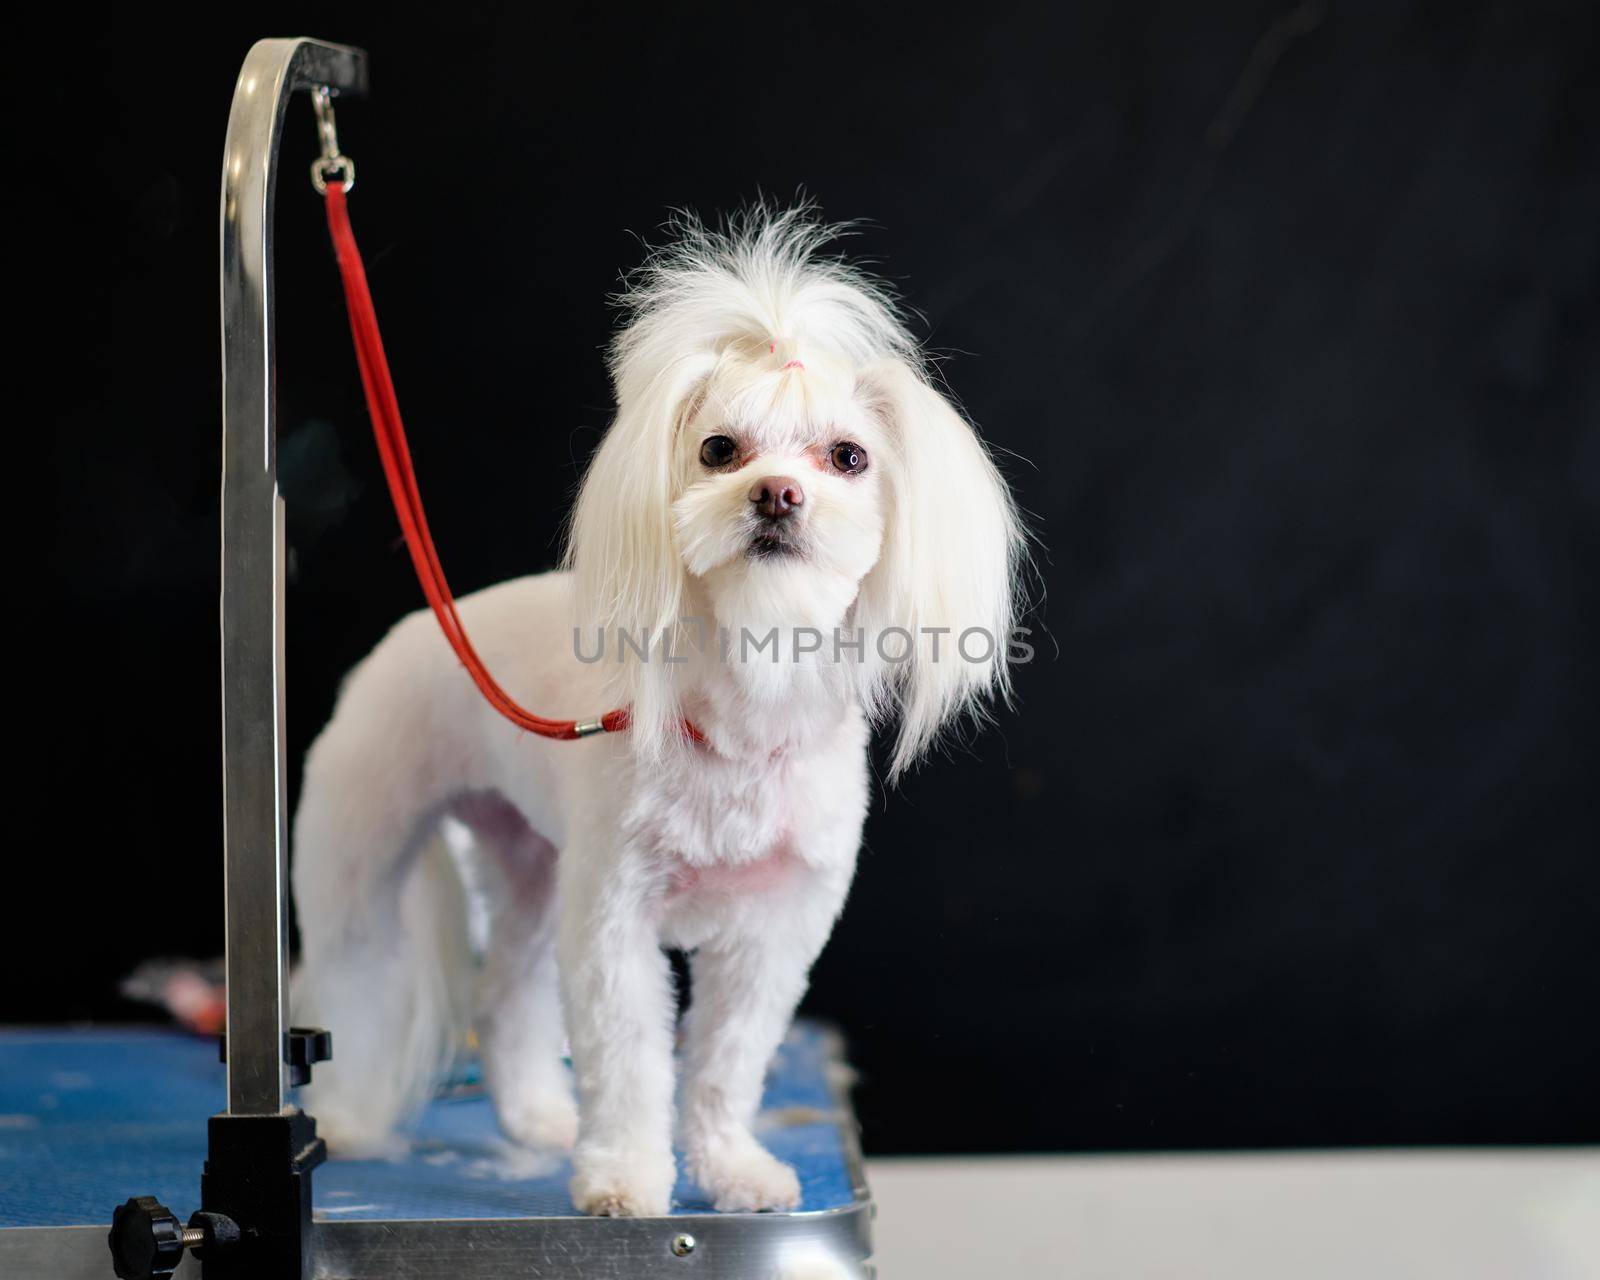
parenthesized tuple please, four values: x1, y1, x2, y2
(219, 35, 364, 1124)
(106, 38, 366, 1280)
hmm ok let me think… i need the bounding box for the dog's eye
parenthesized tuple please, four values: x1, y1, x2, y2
(830, 441, 868, 474)
(699, 435, 738, 468)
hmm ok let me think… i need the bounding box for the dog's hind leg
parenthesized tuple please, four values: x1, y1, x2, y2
(289, 623, 481, 1155)
(460, 792, 577, 1150)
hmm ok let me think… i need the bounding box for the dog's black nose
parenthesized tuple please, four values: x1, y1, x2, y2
(749, 476, 804, 520)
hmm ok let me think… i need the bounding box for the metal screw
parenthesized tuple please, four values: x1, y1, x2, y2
(670, 1233, 696, 1257)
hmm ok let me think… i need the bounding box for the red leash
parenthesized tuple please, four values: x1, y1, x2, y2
(322, 181, 672, 742)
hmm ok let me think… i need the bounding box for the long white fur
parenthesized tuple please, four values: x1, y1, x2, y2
(291, 206, 1024, 1216)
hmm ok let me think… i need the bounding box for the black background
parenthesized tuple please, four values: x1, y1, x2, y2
(12, 0, 1598, 1154)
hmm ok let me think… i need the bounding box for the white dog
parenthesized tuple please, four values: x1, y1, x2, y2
(291, 208, 1024, 1217)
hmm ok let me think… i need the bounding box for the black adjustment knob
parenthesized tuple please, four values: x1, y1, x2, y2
(286, 1026, 333, 1086)
(108, 1197, 193, 1280)
(217, 1025, 333, 1086)
(108, 1197, 242, 1278)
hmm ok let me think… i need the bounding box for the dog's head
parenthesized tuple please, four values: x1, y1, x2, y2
(566, 208, 1024, 775)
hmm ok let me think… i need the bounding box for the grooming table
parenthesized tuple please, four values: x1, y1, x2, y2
(0, 35, 873, 1280)
(0, 1020, 871, 1277)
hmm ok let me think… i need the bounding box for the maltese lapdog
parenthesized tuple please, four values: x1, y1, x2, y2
(292, 207, 1024, 1216)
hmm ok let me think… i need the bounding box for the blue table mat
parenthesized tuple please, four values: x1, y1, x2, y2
(0, 1022, 855, 1227)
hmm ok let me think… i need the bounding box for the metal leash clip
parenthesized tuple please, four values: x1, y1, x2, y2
(309, 85, 355, 194)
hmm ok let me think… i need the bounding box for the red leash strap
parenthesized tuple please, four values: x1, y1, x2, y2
(321, 182, 639, 741)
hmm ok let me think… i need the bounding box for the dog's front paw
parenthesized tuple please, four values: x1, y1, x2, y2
(570, 1146, 675, 1217)
(690, 1138, 802, 1213)
(497, 1092, 579, 1151)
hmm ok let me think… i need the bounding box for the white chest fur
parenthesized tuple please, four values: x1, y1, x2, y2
(606, 710, 870, 949)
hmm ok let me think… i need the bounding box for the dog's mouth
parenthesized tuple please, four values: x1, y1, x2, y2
(747, 531, 803, 560)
